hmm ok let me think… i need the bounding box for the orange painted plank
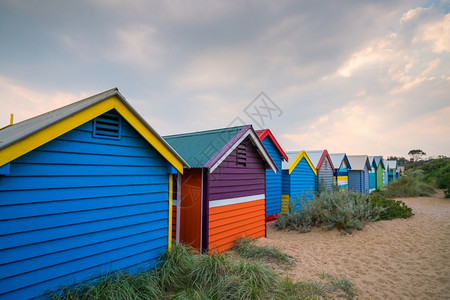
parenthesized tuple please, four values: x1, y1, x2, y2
(209, 210, 264, 231)
(208, 199, 266, 253)
(209, 226, 266, 253)
(209, 199, 265, 217)
(209, 205, 265, 224)
(209, 218, 265, 239)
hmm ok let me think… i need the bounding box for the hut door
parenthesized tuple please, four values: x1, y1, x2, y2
(179, 168, 203, 250)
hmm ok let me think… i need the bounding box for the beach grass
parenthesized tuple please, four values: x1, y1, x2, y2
(49, 241, 358, 299)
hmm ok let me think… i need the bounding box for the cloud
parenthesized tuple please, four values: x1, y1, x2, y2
(0, 76, 89, 127)
(414, 13, 450, 53)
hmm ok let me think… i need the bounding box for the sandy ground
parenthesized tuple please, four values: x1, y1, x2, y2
(257, 191, 450, 299)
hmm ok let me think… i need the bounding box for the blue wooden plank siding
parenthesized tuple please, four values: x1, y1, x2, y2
(348, 169, 369, 194)
(281, 157, 315, 213)
(290, 158, 315, 201)
(348, 170, 361, 193)
(369, 171, 376, 192)
(0, 111, 171, 299)
(260, 138, 282, 219)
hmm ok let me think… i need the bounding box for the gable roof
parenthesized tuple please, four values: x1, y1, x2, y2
(369, 156, 385, 169)
(164, 125, 277, 173)
(386, 160, 397, 170)
(347, 155, 371, 170)
(305, 150, 335, 172)
(282, 151, 317, 175)
(329, 153, 351, 170)
(255, 129, 288, 161)
(0, 88, 188, 173)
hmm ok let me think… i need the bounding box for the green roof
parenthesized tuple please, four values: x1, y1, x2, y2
(163, 126, 244, 168)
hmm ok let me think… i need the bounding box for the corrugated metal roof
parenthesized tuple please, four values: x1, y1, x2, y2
(386, 160, 397, 170)
(282, 151, 301, 169)
(0, 88, 189, 169)
(347, 155, 370, 170)
(164, 126, 245, 168)
(305, 150, 323, 168)
(0, 88, 118, 150)
(329, 153, 351, 170)
(371, 156, 385, 169)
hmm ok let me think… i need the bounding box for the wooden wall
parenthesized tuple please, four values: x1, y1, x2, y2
(0, 110, 170, 299)
(207, 137, 266, 252)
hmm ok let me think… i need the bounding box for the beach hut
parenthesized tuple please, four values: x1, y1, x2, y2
(164, 125, 277, 253)
(329, 153, 351, 190)
(397, 166, 405, 178)
(347, 155, 371, 194)
(306, 150, 335, 192)
(374, 156, 385, 190)
(386, 160, 397, 182)
(368, 156, 376, 193)
(256, 129, 288, 222)
(382, 159, 389, 187)
(0, 89, 188, 299)
(281, 151, 317, 213)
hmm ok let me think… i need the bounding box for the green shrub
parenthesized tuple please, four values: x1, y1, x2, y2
(307, 191, 383, 232)
(276, 191, 384, 233)
(369, 193, 413, 220)
(275, 207, 312, 233)
(383, 173, 434, 197)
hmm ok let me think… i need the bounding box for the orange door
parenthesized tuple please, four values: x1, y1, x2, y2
(179, 168, 203, 250)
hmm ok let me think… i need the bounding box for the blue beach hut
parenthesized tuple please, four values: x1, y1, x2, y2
(281, 151, 317, 213)
(329, 153, 351, 190)
(256, 129, 288, 221)
(347, 155, 371, 194)
(0, 89, 188, 299)
(386, 160, 397, 182)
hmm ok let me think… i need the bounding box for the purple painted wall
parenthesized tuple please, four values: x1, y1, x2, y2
(208, 137, 266, 201)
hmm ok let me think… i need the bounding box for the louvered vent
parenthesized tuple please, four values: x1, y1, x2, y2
(93, 112, 121, 140)
(236, 144, 247, 167)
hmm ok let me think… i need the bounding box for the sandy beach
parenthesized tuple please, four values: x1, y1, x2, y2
(257, 191, 450, 299)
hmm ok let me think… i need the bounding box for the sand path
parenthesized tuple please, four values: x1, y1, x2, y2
(257, 191, 450, 299)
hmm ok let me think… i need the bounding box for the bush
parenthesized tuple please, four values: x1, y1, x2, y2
(307, 191, 383, 232)
(369, 193, 413, 220)
(383, 172, 435, 197)
(276, 191, 384, 233)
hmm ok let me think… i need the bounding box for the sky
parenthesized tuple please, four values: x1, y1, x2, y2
(0, 0, 449, 158)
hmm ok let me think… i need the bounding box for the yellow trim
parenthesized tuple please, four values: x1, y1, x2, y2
(10, 114, 14, 125)
(168, 174, 173, 251)
(336, 176, 348, 181)
(288, 150, 317, 176)
(0, 96, 184, 173)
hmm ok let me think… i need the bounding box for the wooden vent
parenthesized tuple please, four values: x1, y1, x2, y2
(93, 113, 121, 140)
(236, 144, 247, 167)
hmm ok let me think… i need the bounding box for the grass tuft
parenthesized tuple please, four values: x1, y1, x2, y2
(50, 242, 358, 299)
(232, 237, 291, 264)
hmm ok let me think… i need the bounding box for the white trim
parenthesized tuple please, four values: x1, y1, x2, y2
(210, 131, 250, 173)
(209, 129, 277, 174)
(209, 194, 265, 208)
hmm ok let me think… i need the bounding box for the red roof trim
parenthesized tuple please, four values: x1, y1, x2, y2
(256, 129, 288, 161)
(316, 149, 335, 172)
